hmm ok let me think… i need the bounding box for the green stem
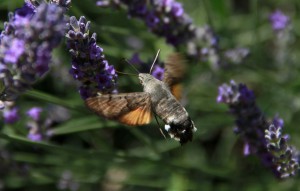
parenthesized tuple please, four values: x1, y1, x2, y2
(24, 90, 84, 111)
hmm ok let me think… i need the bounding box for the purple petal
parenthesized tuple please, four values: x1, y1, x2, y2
(27, 107, 43, 121)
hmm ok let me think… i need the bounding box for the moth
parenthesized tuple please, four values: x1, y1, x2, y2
(85, 52, 197, 144)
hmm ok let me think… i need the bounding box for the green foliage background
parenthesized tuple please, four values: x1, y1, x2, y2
(1, 0, 300, 190)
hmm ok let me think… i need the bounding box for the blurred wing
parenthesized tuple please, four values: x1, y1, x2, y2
(163, 53, 186, 100)
(85, 92, 152, 126)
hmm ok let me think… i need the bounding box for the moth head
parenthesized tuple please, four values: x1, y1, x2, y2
(138, 73, 154, 85)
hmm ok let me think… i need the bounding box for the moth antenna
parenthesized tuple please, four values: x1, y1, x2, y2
(154, 113, 167, 140)
(124, 59, 140, 74)
(115, 70, 138, 76)
(149, 49, 161, 74)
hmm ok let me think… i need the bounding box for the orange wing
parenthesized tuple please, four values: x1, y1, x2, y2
(85, 92, 152, 126)
(163, 53, 186, 100)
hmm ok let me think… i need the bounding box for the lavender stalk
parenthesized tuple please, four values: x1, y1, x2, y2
(0, 3, 67, 101)
(217, 80, 299, 178)
(66, 16, 118, 99)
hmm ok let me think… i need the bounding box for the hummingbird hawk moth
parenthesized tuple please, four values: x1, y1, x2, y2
(85, 53, 197, 144)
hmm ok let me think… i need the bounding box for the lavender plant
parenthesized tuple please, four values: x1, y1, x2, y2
(110, 0, 195, 47)
(0, 2, 67, 101)
(25, 0, 72, 8)
(2, 103, 19, 124)
(265, 124, 299, 178)
(66, 16, 118, 99)
(26, 105, 70, 141)
(96, 0, 249, 68)
(269, 10, 293, 66)
(269, 10, 290, 32)
(217, 80, 299, 178)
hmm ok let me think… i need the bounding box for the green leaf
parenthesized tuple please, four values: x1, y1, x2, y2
(0, 132, 78, 153)
(24, 90, 83, 110)
(52, 116, 118, 135)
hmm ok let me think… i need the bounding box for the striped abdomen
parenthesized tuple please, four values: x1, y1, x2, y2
(152, 95, 196, 144)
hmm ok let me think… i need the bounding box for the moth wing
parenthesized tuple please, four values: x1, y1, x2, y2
(85, 92, 152, 126)
(163, 53, 186, 100)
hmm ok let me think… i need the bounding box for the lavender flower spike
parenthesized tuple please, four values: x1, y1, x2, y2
(27, 107, 43, 121)
(98, 0, 195, 47)
(66, 16, 117, 99)
(3, 107, 20, 124)
(217, 80, 299, 178)
(97, 1, 248, 68)
(151, 65, 164, 81)
(265, 124, 299, 178)
(0, 3, 67, 101)
(25, 0, 72, 9)
(269, 10, 290, 32)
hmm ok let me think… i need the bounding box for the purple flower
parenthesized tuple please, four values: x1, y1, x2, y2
(97, 0, 110, 7)
(97, 1, 249, 68)
(272, 115, 284, 128)
(0, 3, 67, 101)
(27, 107, 43, 121)
(217, 80, 240, 103)
(25, 105, 70, 142)
(217, 80, 299, 178)
(189, 26, 223, 69)
(128, 53, 150, 73)
(27, 133, 43, 142)
(3, 107, 19, 124)
(66, 16, 118, 99)
(269, 10, 290, 31)
(25, 0, 72, 9)
(265, 124, 299, 178)
(115, 0, 195, 47)
(13, 3, 35, 26)
(126, 1, 147, 17)
(243, 143, 251, 156)
(146, 11, 160, 28)
(151, 65, 164, 80)
(3, 39, 25, 64)
(129, 53, 143, 65)
(171, 2, 184, 17)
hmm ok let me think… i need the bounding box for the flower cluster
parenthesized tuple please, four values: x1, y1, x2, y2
(269, 10, 290, 32)
(26, 107, 45, 141)
(66, 16, 118, 99)
(1, 102, 69, 142)
(97, 0, 200, 47)
(217, 80, 299, 178)
(26, 105, 70, 141)
(96, 1, 249, 69)
(265, 124, 299, 178)
(2, 102, 20, 124)
(25, 0, 72, 9)
(269, 10, 292, 66)
(116, 0, 195, 47)
(0, 2, 67, 101)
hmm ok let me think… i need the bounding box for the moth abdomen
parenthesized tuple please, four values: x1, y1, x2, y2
(165, 118, 196, 144)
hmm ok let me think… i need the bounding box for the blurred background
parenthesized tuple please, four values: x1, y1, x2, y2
(0, 0, 300, 190)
